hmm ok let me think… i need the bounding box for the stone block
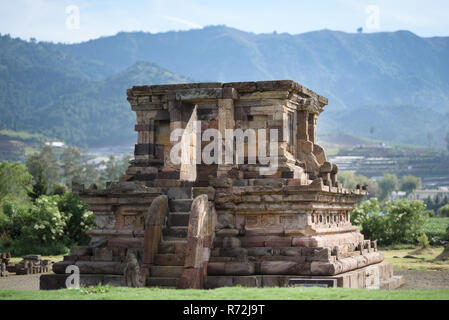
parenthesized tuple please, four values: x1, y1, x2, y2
(260, 261, 305, 275)
(262, 275, 290, 287)
(70, 246, 92, 256)
(192, 187, 215, 200)
(205, 276, 233, 289)
(224, 262, 255, 276)
(154, 253, 185, 266)
(265, 236, 292, 247)
(232, 275, 261, 287)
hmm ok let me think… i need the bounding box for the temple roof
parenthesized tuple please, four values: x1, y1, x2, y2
(128, 80, 328, 107)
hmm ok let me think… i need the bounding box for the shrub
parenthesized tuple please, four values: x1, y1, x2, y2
(360, 213, 388, 244)
(19, 195, 66, 246)
(351, 198, 427, 245)
(51, 183, 68, 196)
(439, 204, 449, 217)
(57, 192, 95, 246)
(0, 200, 30, 240)
(417, 233, 430, 249)
(384, 199, 427, 244)
(6, 239, 68, 256)
(350, 198, 381, 226)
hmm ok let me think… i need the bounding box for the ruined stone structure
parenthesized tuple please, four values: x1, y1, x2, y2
(41, 80, 403, 290)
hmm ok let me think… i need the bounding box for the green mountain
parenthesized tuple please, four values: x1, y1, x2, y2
(0, 34, 191, 147)
(60, 26, 449, 113)
(30, 61, 192, 147)
(1, 26, 449, 148)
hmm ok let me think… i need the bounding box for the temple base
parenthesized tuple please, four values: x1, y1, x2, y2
(205, 262, 404, 290)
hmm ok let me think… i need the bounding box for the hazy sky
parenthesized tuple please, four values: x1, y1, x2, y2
(1, 0, 448, 43)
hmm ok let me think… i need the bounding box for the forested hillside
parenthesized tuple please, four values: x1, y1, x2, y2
(1, 26, 449, 148)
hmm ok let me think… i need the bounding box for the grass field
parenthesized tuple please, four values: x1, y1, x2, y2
(1, 285, 449, 300)
(2, 246, 449, 300)
(382, 246, 449, 271)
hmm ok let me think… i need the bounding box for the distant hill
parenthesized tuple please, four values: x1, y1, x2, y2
(1, 26, 449, 148)
(0, 33, 191, 147)
(29, 61, 191, 147)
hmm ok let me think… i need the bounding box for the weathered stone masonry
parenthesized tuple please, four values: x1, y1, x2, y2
(40, 80, 403, 290)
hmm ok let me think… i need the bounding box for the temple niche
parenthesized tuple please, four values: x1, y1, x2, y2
(41, 80, 403, 290)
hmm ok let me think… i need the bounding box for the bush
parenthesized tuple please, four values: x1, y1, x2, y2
(51, 183, 68, 196)
(439, 204, 449, 217)
(57, 192, 95, 246)
(5, 239, 68, 256)
(384, 199, 427, 244)
(0, 200, 30, 240)
(19, 195, 66, 245)
(0, 192, 95, 255)
(417, 233, 430, 249)
(350, 198, 381, 226)
(360, 213, 388, 244)
(351, 198, 427, 245)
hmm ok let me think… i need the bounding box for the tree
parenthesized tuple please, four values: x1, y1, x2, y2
(102, 155, 120, 182)
(400, 175, 421, 195)
(61, 147, 84, 187)
(378, 174, 398, 201)
(119, 154, 131, 175)
(338, 171, 369, 189)
(26, 146, 59, 188)
(439, 204, 449, 217)
(28, 163, 48, 201)
(0, 161, 33, 203)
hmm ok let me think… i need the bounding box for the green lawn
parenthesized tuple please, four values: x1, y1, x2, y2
(1, 285, 449, 300)
(381, 246, 449, 271)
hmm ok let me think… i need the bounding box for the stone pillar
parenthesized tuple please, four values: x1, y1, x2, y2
(297, 110, 309, 141)
(217, 89, 236, 178)
(167, 100, 183, 171)
(331, 163, 338, 187)
(308, 113, 317, 144)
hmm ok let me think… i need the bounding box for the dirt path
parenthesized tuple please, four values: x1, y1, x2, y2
(1, 270, 449, 291)
(0, 272, 51, 291)
(395, 270, 449, 290)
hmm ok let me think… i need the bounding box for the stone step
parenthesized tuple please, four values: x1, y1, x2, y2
(169, 199, 193, 212)
(154, 253, 185, 266)
(163, 226, 188, 238)
(158, 240, 187, 254)
(167, 187, 192, 200)
(168, 212, 190, 226)
(150, 266, 184, 277)
(147, 277, 179, 288)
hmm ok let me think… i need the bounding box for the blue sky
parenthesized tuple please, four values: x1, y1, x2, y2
(0, 0, 448, 43)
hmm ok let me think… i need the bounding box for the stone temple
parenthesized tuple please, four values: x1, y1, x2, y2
(41, 80, 403, 290)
